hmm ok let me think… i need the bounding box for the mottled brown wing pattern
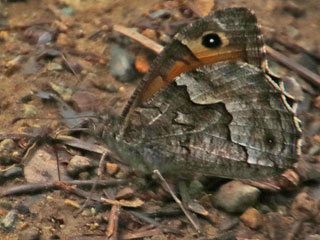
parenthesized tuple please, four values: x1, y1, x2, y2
(120, 62, 300, 180)
(121, 8, 266, 120)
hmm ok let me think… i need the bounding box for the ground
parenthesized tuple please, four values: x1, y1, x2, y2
(0, 0, 320, 239)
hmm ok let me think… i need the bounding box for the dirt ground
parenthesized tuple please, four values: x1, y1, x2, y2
(0, 0, 320, 239)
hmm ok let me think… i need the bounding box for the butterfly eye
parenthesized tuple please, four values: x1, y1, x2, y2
(201, 33, 222, 49)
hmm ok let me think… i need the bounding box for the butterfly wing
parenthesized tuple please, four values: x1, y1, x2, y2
(122, 8, 266, 119)
(120, 62, 300, 180)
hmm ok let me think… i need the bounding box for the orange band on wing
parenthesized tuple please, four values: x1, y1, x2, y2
(139, 47, 244, 103)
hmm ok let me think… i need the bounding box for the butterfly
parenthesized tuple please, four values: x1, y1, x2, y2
(104, 8, 301, 180)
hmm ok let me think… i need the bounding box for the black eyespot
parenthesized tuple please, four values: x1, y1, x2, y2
(264, 134, 276, 148)
(201, 33, 222, 49)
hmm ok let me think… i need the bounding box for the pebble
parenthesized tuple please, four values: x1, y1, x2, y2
(281, 75, 304, 102)
(291, 192, 319, 220)
(23, 104, 38, 117)
(106, 162, 119, 176)
(1, 209, 18, 231)
(212, 180, 261, 213)
(67, 155, 94, 177)
(64, 199, 80, 209)
(56, 33, 74, 47)
(141, 29, 157, 41)
(109, 44, 137, 82)
(188, 180, 204, 199)
(16, 204, 30, 215)
(0, 139, 20, 165)
(25, 149, 70, 183)
(1, 166, 23, 180)
(240, 208, 263, 229)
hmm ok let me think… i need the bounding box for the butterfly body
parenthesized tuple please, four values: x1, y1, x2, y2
(106, 8, 301, 180)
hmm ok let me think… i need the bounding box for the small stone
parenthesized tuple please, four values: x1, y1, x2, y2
(0, 139, 20, 165)
(2, 166, 23, 179)
(116, 187, 134, 200)
(47, 62, 63, 71)
(81, 209, 92, 217)
(25, 149, 70, 183)
(64, 199, 80, 209)
(56, 33, 73, 47)
(1, 209, 18, 231)
(67, 155, 93, 177)
(291, 192, 319, 220)
(109, 44, 137, 82)
(240, 208, 263, 229)
(16, 204, 29, 214)
(106, 162, 119, 176)
(135, 54, 149, 73)
(141, 29, 158, 41)
(188, 180, 204, 199)
(192, 0, 215, 16)
(19, 227, 40, 240)
(282, 75, 304, 102)
(0, 31, 8, 41)
(213, 180, 261, 213)
(23, 104, 38, 117)
(105, 84, 119, 93)
(78, 171, 90, 180)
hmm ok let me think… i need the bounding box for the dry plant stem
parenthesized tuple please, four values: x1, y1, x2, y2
(76, 151, 108, 215)
(54, 149, 61, 181)
(0, 179, 128, 197)
(121, 228, 162, 240)
(113, 25, 163, 54)
(61, 53, 81, 83)
(266, 46, 320, 88)
(129, 210, 182, 235)
(107, 205, 121, 240)
(153, 169, 201, 233)
(113, 24, 320, 88)
(272, 37, 320, 62)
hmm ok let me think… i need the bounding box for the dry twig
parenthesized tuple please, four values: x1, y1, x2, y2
(113, 24, 320, 89)
(153, 169, 201, 233)
(107, 205, 121, 240)
(0, 179, 128, 197)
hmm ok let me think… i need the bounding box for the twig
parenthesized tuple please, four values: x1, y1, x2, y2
(121, 228, 162, 240)
(129, 210, 182, 235)
(0, 179, 128, 197)
(153, 169, 201, 233)
(76, 151, 108, 215)
(114, 24, 320, 89)
(271, 37, 320, 62)
(266, 46, 320, 88)
(61, 53, 81, 83)
(113, 25, 163, 54)
(107, 205, 121, 240)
